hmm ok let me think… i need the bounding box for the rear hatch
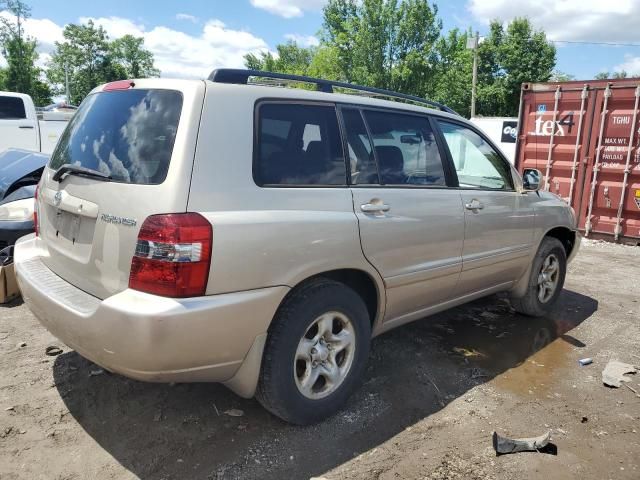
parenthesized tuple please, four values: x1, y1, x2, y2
(36, 79, 205, 299)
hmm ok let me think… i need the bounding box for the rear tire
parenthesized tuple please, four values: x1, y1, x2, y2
(511, 237, 567, 317)
(256, 278, 371, 425)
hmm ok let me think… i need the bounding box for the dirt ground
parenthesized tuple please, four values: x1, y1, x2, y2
(1, 239, 639, 480)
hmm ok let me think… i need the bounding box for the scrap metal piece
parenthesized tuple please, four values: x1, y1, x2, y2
(492, 430, 551, 454)
(602, 360, 637, 388)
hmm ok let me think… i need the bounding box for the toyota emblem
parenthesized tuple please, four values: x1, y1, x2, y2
(54, 191, 62, 207)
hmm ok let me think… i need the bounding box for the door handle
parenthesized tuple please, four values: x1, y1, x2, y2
(19, 125, 34, 129)
(465, 199, 484, 211)
(361, 202, 390, 213)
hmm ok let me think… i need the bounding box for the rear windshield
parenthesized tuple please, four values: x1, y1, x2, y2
(49, 89, 183, 184)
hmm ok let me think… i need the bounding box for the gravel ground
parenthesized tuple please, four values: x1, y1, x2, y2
(1, 239, 639, 480)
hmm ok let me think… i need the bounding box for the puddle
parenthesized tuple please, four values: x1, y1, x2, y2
(422, 291, 596, 397)
(492, 337, 572, 397)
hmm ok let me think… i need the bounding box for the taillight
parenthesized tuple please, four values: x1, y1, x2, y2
(128, 213, 212, 298)
(34, 185, 39, 237)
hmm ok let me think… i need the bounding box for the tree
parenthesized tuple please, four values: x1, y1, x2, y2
(320, 0, 441, 94)
(47, 20, 123, 104)
(428, 28, 473, 117)
(550, 70, 575, 82)
(475, 18, 556, 116)
(0, 0, 52, 104)
(595, 70, 628, 80)
(244, 41, 314, 76)
(110, 35, 159, 78)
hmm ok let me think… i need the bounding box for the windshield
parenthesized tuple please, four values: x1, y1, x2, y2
(49, 89, 183, 185)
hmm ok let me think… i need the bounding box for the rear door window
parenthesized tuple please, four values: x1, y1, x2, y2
(361, 110, 446, 186)
(0, 96, 27, 119)
(255, 103, 346, 186)
(49, 89, 183, 185)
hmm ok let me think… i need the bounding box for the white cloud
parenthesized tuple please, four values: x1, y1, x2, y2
(79, 16, 145, 38)
(0, 12, 270, 79)
(615, 55, 640, 75)
(250, 0, 325, 18)
(0, 11, 64, 53)
(176, 13, 198, 23)
(144, 20, 269, 78)
(467, 0, 640, 43)
(284, 33, 320, 47)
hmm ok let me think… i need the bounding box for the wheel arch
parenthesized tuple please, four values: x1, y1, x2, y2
(510, 225, 576, 299)
(223, 267, 385, 399)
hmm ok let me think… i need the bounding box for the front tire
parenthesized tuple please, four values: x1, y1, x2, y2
(256, 278, 371, 425)
(511, 237, 567, 317)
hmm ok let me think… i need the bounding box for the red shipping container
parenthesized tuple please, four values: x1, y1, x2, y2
(516, 79, 640, 244)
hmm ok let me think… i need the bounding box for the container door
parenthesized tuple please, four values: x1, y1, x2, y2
(343, 107, 464, 322)
(579, 85, 640, 242)
(516, 84, 596, 210)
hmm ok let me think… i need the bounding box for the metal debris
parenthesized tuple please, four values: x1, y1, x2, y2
(602, 360, 637, 388)
(45, 346, 63, 357)
(492, 430, 552, 455)
(578, 358, 593, 366)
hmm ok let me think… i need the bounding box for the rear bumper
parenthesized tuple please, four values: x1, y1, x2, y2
(14, 234, 288, 386)
(0, 219, 33, 250)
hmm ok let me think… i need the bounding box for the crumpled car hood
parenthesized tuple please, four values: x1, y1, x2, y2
(0, 149, 49, 202)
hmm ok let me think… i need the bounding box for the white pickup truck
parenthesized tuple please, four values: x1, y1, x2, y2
(0, 92, 72, 154)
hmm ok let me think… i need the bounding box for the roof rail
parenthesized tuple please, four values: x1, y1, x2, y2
(208, 68, 460, 116)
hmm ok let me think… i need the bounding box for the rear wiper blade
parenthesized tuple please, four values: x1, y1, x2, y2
(52, 164, 112, 183)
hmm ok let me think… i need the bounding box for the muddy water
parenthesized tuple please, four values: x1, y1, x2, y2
(428, 292, 592, 397)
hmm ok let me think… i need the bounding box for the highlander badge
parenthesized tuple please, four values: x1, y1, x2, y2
(100, 213, 137, 227)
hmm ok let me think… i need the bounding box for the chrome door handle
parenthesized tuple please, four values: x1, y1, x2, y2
(361, 203, 390, 213)
(465, 199, 484, 210)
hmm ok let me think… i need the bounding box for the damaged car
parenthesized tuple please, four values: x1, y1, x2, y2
(0, 149, 48, 251)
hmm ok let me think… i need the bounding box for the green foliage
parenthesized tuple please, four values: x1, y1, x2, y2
(595, 71, 628, 80)
(245, 3, 556, 118)
(47, 21, 158, 104)
(110, 35, 159, 78)
(550, 70, 575, 82)
(487, 18, 556, 115)
(320, 0, 441, 94)
(427, 28, 473, 117)
(0, 0, 51, 105)
(244, 41, 314, 75)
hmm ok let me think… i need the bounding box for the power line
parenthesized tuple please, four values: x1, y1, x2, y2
(550, 40, 640, 47)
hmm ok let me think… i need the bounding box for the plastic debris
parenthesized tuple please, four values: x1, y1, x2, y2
(45, 346, 63, 357)
(89, 369, 105, 377)
(224, 409, 244, 417)
(579, 358, 593, 366)
(493, 430, 553, 455)
(602, 360, 637, 388)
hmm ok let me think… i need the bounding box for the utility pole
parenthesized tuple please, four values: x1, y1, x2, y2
(65, 64, 71, 105)
(468, 31, 480, 118)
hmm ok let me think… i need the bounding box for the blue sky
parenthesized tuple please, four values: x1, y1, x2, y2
(5, 0, 640, 80)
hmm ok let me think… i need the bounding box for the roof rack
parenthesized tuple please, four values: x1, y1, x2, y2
(208, 68, 460, 116)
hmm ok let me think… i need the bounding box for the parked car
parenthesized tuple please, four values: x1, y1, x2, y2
(14, 71, 580, 425)
(0, 149, 48, 250)
(0, 92, 71, 154)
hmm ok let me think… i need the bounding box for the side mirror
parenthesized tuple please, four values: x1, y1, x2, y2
(523, 168, 542, 191)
